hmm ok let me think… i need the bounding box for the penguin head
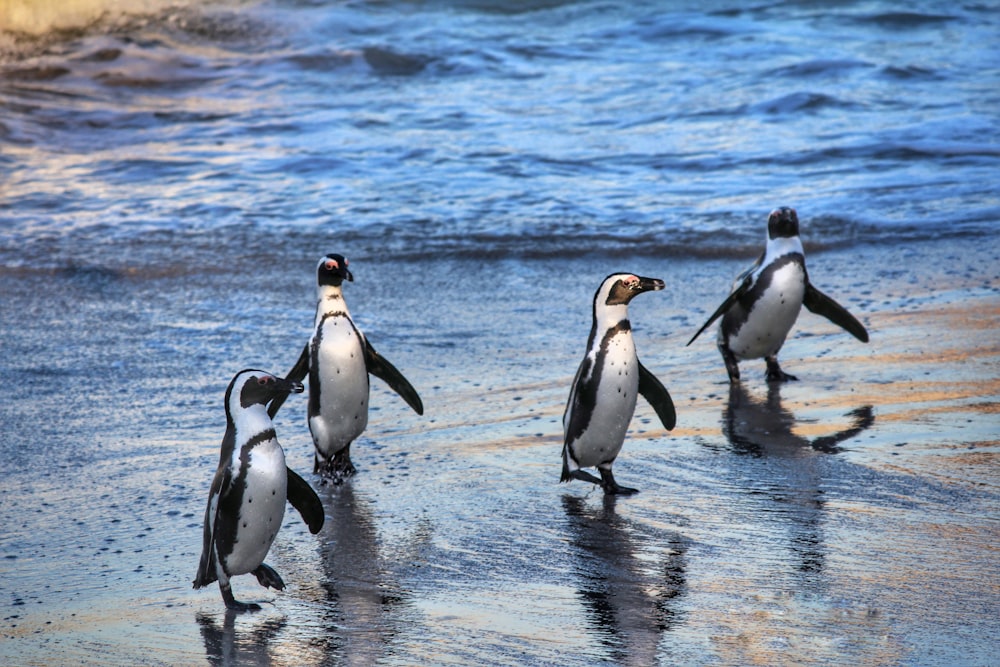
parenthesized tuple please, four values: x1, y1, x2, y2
(225, 369, 304, 419)
(316, 254, 354, 287)
(599, 273, 665, 307)
(767, 207, 799, 240)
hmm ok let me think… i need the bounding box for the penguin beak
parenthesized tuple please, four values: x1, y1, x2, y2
(637, 276, 665, 293)
(330, 266, 353, 284)
(319, 257, 354, 285)
(281, 379, 305, 395)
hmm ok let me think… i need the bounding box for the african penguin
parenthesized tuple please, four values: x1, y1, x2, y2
(687, 207, 869, 383)
(268, 254, 423, 481)
(193, 369, 324, 612)
(561, 273, 677, 495)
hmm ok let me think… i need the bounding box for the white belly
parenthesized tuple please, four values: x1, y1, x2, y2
(310, 316, 370, 457)
(727, 263, 806, 360)
(568, 332, 639, 469)
(223, 441, 287, 576)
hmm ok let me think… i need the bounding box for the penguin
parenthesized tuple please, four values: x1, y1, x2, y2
(193, 369, 325, 612)
(687, 207, 869, 383)
(561, 273, 677, 495)
(268, 254, 423, 480)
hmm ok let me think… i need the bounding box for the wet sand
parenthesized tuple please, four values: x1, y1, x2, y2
(1, 236, 998, 666)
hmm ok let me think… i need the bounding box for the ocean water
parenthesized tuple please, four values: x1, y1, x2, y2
(1, 0, 998, 271)
(1, 2, 999, 666)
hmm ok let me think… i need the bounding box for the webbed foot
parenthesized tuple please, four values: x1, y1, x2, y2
(315, 448, 357, 484)
(565, 469, 603, 486)
(252, 563, 285, 591)
(765, 356, 798, 383)
(220, 582, 261, 613)
(599, 468, 638, 495)
(720, 342, 741, 383)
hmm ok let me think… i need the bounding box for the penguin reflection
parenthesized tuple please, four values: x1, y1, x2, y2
(562, 494, 686, 665)
(197, 609, 286, 667)
(723, 383, 874, 575)
(724, 382, 874, 456)
(312, 483, 424, 664)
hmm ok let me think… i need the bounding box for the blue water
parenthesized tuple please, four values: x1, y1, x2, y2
(2, 3, 1000, 666)
(1, 0, 998, 273)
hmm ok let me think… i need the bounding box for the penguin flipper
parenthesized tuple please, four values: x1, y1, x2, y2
(686, 273, 753, 346)
(193, 463, 231, 589)
(193, 506, 218, 588)
(803, 283, 869, 343)
(637, 360, 677, 431)
(268, 344, 310, 419)
(563, 356, 597, 448)
(363, 339, 424, 415)
(285, 466, 324, 534)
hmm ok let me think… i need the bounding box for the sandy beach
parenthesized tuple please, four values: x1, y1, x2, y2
(1, 234, 997, 666)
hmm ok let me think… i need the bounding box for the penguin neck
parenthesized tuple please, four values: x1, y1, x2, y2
(316, 284, 352, 318)
(228, 403, 275, 446)
(764, 236, 804, 265)
(592, 304, 631, 340)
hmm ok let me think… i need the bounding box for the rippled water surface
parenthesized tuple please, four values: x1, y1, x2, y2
(2, 0, 998, 268)
(1, 1, 998, 665)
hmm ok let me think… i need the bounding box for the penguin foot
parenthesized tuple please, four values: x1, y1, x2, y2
(315, 450, 357, 483)
(599, 469, 638, 495)
(602, 482, 639, 495)
(765, 357, 798, 383)
(252, 563, 285, 591)
(220, 582, 262, 613)
(720, 344, 741, 383)
(565, 469, 603, 486)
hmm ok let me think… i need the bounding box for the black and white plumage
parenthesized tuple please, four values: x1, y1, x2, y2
(561, 273, 677, 495)
(193, 369, 324, 612)
(268, 254, 423, 480)
(687, 207, 869, 383)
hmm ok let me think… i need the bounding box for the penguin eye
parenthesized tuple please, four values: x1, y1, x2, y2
(258, 376, 274, 385)
(325, 260, 339, 270)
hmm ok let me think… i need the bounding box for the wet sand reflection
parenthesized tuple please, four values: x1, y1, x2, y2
(562, 494, 687, 665)
(196, 609, 287, 667)
(312, 482, 428, 665)
(722, 383, 874, 579)
(723, 383, 874, 456)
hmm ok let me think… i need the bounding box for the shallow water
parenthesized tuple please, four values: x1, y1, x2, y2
(1, 1, 999, 665)
(1, 0, 999, 271)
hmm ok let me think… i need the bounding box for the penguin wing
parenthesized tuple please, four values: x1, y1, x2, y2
(193, 457, 232, 588)
(362, 338, 424, 415)
(285, 466, 324, 534)
(637, 360, 677, 431)
(686, 271, 754, 346)
(267, 343, 310, 419)
(563, 356, 597, 449)
(803, 283, 869, 343)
